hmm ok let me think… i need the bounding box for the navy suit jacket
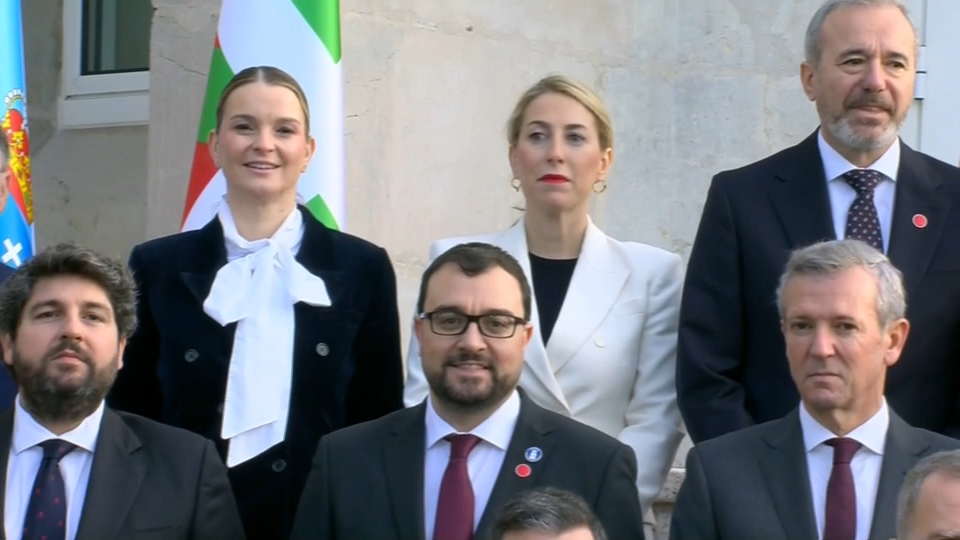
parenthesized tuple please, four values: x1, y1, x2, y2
(0, 407, 246, 540)
(107, 207, 405, 540)
(677, 131, 960, 443)
(0, 262, 17, 409)
(290, 390, 645, 540)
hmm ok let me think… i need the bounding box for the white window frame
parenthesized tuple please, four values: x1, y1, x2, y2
(60, 0, 149, 129)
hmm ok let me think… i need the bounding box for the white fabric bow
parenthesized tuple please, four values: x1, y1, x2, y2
(203, 202, 331, 467)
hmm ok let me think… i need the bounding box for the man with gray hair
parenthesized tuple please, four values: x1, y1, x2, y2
(896, 450, 960, 540)
(671, 239, 960, 540)
(678, 0, 960, 444)
(491, 487, 608, 540)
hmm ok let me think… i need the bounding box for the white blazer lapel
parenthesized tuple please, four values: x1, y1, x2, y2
(545, 218, 629, 373)
(500, 219, 570, 413)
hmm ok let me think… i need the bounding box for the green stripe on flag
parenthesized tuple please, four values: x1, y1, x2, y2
(196, 44, 235, 142)
(305, 194, 340, 231)
(291, 0, 342, 63)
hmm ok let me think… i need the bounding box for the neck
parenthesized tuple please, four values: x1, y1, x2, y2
(430, 393, 511, 433)
(805, 397, 883, 437)
(822, 129, 896, 169)
(524, 208, 589, 259)
(226, 192, 297, 241)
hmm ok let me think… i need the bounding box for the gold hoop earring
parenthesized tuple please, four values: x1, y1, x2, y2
(593, 180, 607, 194)
(511, 178, 521, 192)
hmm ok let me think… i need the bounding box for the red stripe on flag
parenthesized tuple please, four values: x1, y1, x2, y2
(214, 33, 221, 50)
(181, 142, 217, 227)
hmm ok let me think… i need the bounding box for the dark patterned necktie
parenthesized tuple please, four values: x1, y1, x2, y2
(823, 437, 862, 540)
(22, 439, 77, 540)
(433, 434, 482, 540)
(842, 169, 884, 251)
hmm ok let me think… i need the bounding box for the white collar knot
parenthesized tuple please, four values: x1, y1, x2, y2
(203, 202, 331, 467)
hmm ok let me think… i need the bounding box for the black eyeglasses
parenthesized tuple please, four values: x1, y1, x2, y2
(418, 310, 527, 339)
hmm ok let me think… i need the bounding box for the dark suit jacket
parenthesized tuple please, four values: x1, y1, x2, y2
(670, 409, 960, 540)
(0, 263, 18, 410)
(0, 407, 244, 540)
(107, 207, 405, 540)
(677, 131, 960, 443)
(289, 391, 645, 540)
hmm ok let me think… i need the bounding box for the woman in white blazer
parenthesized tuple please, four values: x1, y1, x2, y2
(404, 75, 685, 522)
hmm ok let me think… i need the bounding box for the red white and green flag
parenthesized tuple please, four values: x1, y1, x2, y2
(181, 0, 345, 231)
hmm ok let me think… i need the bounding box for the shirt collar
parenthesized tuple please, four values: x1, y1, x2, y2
(425, 390, 520, 452)
(799, 398, 889, 455)
(818, 128, 901, 183)
(12, 394, 105, 455)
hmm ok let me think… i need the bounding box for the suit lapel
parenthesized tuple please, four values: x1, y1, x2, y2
(759, 411, 818, 540)
(178, 215, 228, 308)
(383, 405, 427, 540)
(0, 409, 13, 539)
(868, 413, 929, 540)
(887, 143, 950, 297)
(75, 409, 146, 540)
(545, 219, 628, 373)
(498, 222, 570, 412)
(768, 132, 837, 248)
(475, 392, 556, 535)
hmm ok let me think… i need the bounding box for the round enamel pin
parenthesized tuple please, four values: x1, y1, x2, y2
(524, 447, 543, 463)
(515, 464, 532, 478)
(913, 214, 928, 229)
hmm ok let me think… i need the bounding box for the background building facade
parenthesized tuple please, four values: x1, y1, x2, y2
(19, 0, 960, 536)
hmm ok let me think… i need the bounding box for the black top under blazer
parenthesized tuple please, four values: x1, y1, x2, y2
(107, 206, 405, 540)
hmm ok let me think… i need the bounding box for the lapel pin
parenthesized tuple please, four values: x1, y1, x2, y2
(913, 214, 928, 229)
(524, 447, 543, 463)
(515, 464, 532, 478)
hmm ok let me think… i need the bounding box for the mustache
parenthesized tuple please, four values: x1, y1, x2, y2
(846, 93, 893, 112)
(43, 341, 92, 366)
(444, 352, 491, 368)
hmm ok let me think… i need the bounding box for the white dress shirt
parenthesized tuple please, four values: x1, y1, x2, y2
(5, 396, 104, 540)
(819, 130, 899, 253)
(423, 390, 520, 540)
(800, 399, 889, 540)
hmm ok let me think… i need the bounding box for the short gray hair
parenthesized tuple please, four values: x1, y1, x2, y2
(804, 0, 916, 66)
(897, 450, 960, 539)
(776, 239, 906, 329)
(490, 487, 606, 540)
(0, 243, 138, 340)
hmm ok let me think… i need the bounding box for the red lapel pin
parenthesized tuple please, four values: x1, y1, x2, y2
(913, 214, 928, 229)
(515, 464, 531, 478)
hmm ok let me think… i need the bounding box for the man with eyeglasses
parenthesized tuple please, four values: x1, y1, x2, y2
(290, 242, 644, 540)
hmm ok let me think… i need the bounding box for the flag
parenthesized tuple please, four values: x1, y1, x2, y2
(0, 0, 34, 269)
(181, 0, 345, 232)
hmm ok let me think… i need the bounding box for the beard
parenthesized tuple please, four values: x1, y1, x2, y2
(426, 351, 518, 414)
(822, 92, 903, 153)
(11, 340, 118, 426)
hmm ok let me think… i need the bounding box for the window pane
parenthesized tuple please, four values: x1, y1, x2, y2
(81, 0, 151, 75)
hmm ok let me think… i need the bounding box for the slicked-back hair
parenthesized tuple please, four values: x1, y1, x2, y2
(490, 487, 607, 540)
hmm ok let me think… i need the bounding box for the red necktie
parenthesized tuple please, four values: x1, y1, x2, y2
(433, 434, 481, 540)
(823, 437, 862, 540)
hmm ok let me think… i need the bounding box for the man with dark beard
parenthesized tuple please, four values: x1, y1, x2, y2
(677, 0, 960, 444)
(289, 243, 643, 540)
(0, 243, 244, 540)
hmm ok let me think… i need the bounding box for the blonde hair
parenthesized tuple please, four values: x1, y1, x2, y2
(215, 66, 311, 135)
(506, 75, 613, 151)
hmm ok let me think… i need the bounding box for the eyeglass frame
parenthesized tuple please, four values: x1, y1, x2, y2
(417, 309, 528, 339)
